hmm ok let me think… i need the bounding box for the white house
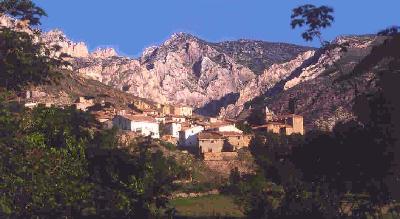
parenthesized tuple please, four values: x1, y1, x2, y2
(113, 114, 160, 139)
(165, 122, 182, 138)
(178, 125, 204, 147)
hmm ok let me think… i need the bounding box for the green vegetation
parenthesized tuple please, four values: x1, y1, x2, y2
(226, 35, 400, 218)
(0, 104, 187, 218)
(170, 195, 244, 218)
(0, 0, 68, 91)
(1, 0, 400, 218)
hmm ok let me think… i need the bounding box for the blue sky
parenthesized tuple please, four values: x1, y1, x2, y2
(36, 0, 399, 57)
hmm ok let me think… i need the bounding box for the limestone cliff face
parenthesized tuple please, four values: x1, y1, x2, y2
(42, 30, 89, 58)
(35, 27, 315, 117)
(74, 33, 257, 108)
(67, 32, 312, 113)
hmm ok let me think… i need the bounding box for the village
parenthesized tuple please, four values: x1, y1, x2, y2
(23, 91, 304, 162)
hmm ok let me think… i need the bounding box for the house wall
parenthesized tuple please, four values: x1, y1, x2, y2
(181, 107, 193, 117)
(179, 126, 204, 147)
(113, 116, 131, 130)
(172, 107, 193, 117)
(161, 105, 171, 115)
(198, 139, 224, 153)
(166, 123, 182, 138)
(265, 123, 283, 134)
(217, 125, 243, 133)
(131, 121, 160, 139)
(292, 116, 304, 135)
(264, 118, 303, 136)
(226, 135, 251, 150)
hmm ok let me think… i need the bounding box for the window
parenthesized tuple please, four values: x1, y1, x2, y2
(211, 140, 214, 143)
(208, 148, 212, 152)
(237, 136, 240, 140)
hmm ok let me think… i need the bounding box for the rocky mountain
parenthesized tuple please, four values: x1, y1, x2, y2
(43, 29, 385, 132)
(9, 13, 387, 131)
(43, 31, 313, 116)
(2, 14, 391, 133)
(242, 35, 388, 131)
(0, 16, 155, 110)
(210, 40, 314, 75)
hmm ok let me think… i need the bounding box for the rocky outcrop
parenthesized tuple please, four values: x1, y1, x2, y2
(219, 50, 315, 117)
(91, 48, 118, 59)
(211, 39, 314, 74)
(65, 32, 313, 115)
(245, 35, 385, 131)
(42, 30, 89, 58)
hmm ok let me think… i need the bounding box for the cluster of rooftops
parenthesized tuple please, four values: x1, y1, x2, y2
(23, 95, 304, 161)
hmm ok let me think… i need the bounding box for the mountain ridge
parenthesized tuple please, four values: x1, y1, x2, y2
(51, 30, 314, 116)
(5, 13, 384, 131)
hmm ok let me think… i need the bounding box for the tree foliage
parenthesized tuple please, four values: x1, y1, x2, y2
(291, 4, 334, 43)
(0, 0, 68, 91)
(0, 0, 46, 26)
(0, 104, 184, 218)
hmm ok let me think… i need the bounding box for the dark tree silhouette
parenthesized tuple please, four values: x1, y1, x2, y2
(0, 0, 46, 26)
(291, 4, 334, 44)
(0, 0, 68, 91)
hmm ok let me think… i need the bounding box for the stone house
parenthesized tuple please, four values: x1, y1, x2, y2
(171, 105, 193, 117)
(198, 132, 225, 154)
(132, 99, 153, 111)
(178, 125, 204, 147)
(253, 113, 304, 135)
(220, 132, 252, 150)
(157, 104, 171, 115)
(197, 131, 241, 161)
(113, 114, 160, 138)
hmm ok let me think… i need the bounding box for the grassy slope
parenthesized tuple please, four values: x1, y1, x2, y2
(171, 195, 244, 218)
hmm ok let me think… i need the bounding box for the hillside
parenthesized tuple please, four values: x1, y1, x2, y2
(17, 15, 393, 132)
(241, 35, 389, 131)
(41, 29, 313, 117)
(211, 39, 314, 75)
(23, 70, 156, 110)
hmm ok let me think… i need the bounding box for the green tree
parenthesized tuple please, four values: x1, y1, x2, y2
(0, 0, 68, 91)
(0, 0, 47, 26)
